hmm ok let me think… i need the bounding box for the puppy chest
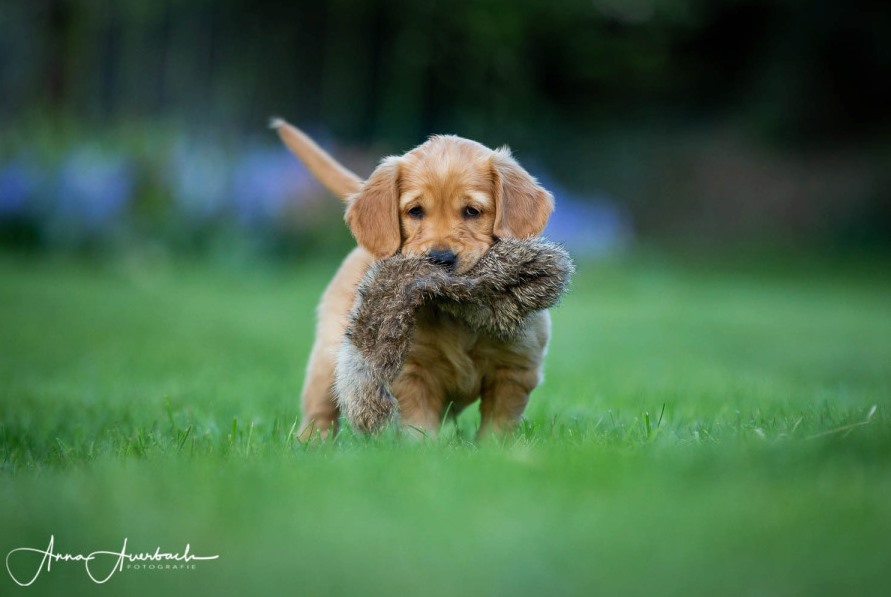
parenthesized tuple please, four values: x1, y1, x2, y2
(402, 308, 544, 402)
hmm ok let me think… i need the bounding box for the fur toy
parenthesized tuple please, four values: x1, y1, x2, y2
(334, 238, 575, 434)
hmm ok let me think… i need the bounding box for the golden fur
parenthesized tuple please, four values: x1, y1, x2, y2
(273, 120, 554, 439)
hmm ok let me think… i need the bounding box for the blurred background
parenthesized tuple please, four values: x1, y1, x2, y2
(1, 0, 889, 260)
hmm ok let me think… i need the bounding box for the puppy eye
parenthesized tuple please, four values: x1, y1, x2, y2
(407, 206, 424, 219)
(464, 206, 481, 218)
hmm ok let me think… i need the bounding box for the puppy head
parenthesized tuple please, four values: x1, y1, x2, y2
(345, 136, 553, 273)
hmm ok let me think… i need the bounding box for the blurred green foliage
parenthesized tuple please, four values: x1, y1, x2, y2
(1, 0, 889, 253)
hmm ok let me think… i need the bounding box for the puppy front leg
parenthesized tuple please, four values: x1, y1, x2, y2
(298, 339, 340, 441)
(478, 368, 540, 438)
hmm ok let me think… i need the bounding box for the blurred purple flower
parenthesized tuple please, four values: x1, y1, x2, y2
(229, 145, 316, 226)
(168, 140, 231, 220)
(55, 146, 133, 228)
(0, 160, 39, 217)
(538, 172, 633, 257)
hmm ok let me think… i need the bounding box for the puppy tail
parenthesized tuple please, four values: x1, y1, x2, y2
(270, 117, 362, 201)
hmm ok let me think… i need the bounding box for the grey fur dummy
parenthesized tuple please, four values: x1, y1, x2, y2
(334, 238, 575, 434)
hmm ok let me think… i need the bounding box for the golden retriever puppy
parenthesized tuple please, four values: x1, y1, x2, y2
(272, 119, 554, 439)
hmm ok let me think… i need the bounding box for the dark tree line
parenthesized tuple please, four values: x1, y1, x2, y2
(2, 0, 889, 148)
(1, 0, 889, 252)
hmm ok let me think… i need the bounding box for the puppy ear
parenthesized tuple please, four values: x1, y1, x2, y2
(345, 157, 402, 258)
(491, 148, 554, 239)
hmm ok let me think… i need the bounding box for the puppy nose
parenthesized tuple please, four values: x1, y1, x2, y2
(427, 249, 457, 267)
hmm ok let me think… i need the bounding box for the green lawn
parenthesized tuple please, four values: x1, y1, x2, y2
(1, 253, 890, 596)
